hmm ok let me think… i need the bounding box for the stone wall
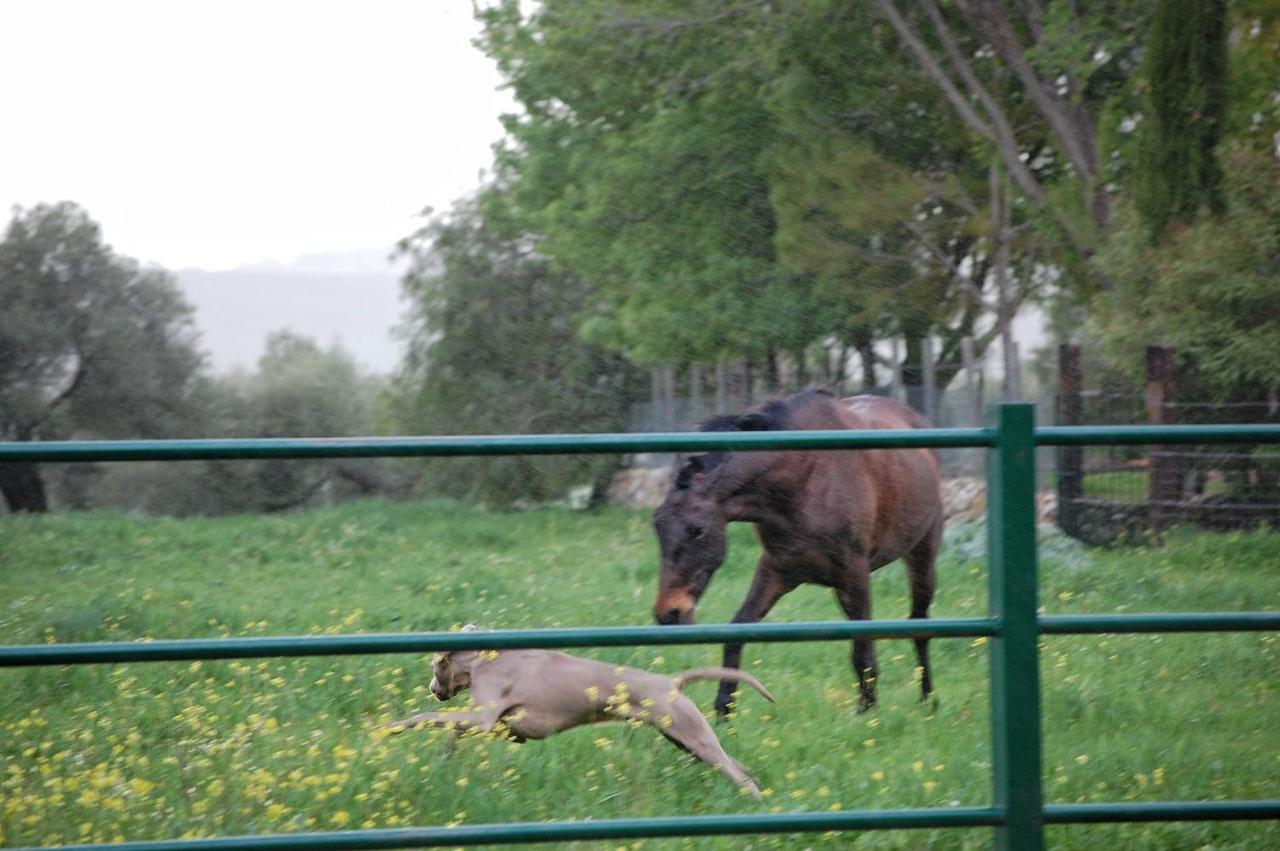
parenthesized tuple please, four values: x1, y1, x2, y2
(606, 468, 1057, 525)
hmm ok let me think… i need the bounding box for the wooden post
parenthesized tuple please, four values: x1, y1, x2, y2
(689, 363, 703, 421)
(715, 358, 728, 414)
(1008, 341, 1022, 401)
(963, 336, 982, 427)
(922, 336, 937, 423)
(891, 338, 903, 402)
(992, 159, 1017, 402)
(1146, 345, 1178, 536)
(1057, 344, 1084, 540)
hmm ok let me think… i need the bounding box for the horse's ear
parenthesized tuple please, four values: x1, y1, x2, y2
(674, 455, 705, 490)
(735, 411, 774, 431)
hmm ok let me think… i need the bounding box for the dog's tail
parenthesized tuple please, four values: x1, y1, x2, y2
(671, 667, 776, 704)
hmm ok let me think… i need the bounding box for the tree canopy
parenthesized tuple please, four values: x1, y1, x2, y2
(0, 202, 205, 511)
(392, 191, 647, 506)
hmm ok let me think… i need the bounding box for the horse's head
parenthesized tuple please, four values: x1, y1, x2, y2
(651, 454, 729, 625)
(649, 389, 836, 626)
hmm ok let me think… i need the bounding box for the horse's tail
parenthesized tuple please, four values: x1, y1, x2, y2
(671, 667, 776, 704)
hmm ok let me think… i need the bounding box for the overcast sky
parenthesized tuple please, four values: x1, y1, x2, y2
(1, 0, 511, 271)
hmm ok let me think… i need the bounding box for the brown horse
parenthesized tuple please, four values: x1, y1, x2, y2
(651, 388, 944, 714)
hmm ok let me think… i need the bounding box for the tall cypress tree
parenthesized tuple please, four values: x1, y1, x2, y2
(1134, 0, 1229, 238)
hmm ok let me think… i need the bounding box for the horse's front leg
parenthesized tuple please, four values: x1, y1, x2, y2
(716, 560, 792, 717)
(835, 557, 876, 712)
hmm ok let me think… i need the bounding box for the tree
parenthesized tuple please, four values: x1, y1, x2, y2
(1091, 2, 1279, 398)
(196, 332, 390, 514)
(393, 190, 647, 506)
(872, 0, 1152, 290)
(478, 0, 819, 384)
(480, 0, 1061, 409)
(1133, 0, 1229, 238)
(764, 1, 1046, 404)
(0, 203, 204, 512)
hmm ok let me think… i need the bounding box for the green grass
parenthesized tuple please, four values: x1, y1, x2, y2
(1, 501, 1277, 849)
(1082, 470, 1149, 502)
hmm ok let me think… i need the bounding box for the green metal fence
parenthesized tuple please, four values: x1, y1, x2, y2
(2, 404, 1278, 850)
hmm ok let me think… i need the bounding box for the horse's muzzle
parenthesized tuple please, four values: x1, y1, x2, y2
(656, 608, 685, 626)
(654, 589, 697, 625)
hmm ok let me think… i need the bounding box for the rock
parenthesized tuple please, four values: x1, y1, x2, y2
(606, 466, 673, 509)
(941, 477, 987, 523)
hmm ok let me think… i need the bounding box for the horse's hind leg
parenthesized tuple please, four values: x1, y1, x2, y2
(835, 557, 877, 712)
(905, 516, 943, 702)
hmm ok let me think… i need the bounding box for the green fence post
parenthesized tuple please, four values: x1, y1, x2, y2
(988, 403, 1044, 850)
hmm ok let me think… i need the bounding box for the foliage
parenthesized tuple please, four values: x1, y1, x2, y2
(0, 202, 205, 512)
(1133, 0, 1229, 237)
(76, 332, 396, 517)
(196, 333, 391, 515)
(872, 0, 1152, 290)
(478, 0, 799, 368)
(475, 0, 1084, 397)
(393, 192, 647, 506)
(2, 503, 1276, 848)
(1096, 144, 1279, 399)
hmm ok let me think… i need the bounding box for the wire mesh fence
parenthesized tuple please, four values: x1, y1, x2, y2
(1055, 344, 1280, 543)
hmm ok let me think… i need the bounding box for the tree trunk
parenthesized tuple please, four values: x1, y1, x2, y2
(0, 462, 50, 513)
(902, 334, 926, 413)
(764, 348, 781, 394)
(793, 348, 808, 390)
(992, 160, 1018, 400)
(715, 357, 729, 413)
(856, 339, 878, 391)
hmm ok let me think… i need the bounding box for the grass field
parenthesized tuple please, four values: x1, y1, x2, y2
(1, 500, 1277, 849)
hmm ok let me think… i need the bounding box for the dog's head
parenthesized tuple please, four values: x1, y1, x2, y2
(429, 624, 480, 701)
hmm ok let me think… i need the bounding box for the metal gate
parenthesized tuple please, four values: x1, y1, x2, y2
(2, 404, 1278, 850)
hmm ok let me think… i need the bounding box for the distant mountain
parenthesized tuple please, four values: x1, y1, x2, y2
(176, 249, 410, 375)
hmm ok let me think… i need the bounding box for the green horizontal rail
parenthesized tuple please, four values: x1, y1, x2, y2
(0, 427, 994, 463)
(1044, 800, 1280, 823)
(0, 618, 997, 667)
(1037, 424, 1280, 445)
(1041, 611, 1280, 634)
(9, 800, 1277, 851)
(2, 423, 1277, 465)
(8, 611, 1273, 667)
(6, 807, 1004, 851)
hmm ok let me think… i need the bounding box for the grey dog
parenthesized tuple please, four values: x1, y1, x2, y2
(382, 627, 774, 798)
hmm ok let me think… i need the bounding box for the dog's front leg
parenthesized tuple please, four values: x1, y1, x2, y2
(380, 709, 492, 735)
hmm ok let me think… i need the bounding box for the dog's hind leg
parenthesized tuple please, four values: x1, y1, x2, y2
(658, 700, 763, 799)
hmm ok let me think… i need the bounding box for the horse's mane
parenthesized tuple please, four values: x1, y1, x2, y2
(673, 388, 837, 489)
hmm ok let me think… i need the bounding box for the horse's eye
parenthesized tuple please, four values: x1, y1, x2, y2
(688, 525, 707, 541)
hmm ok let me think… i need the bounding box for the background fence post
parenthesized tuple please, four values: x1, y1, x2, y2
(987, 403, 1044, 850)
(1057, 344, 1084, 539)
(922, 336, 937, 423)
(1146, 345, 1178, 536)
